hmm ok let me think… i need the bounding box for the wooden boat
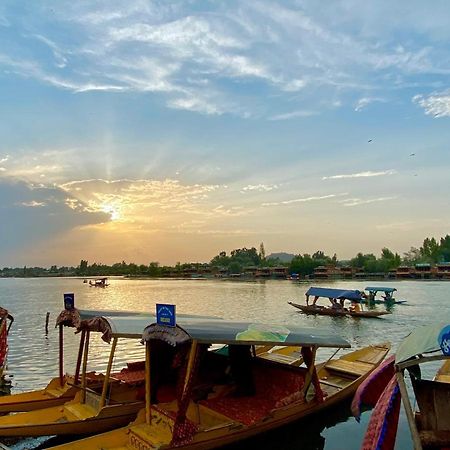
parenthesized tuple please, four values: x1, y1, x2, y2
(0, 311, 156, 437)
(89, 277, 109, 287)
(46, 315, 390, 450)
(288, 287, 390, 318)
(363, 287, 406, 305)
(354, 322, 450, 449)
(288, 302, 389, 318)
(0, 308, 152, 414)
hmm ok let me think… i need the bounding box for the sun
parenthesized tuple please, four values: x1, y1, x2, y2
(101, 204, 121, 221)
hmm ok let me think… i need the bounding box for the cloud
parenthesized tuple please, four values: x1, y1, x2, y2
(413, 90, 450, 117)
(241, 184, 279, 193)
(59, 178, 224, 222)
(354, 97, 387, 112)
(20, 201, 46, 207)
(340, 196, 397, 207)
(268, 110, 317, 121)
(0, 179, 110, 253)
(262, 193, 347, 207)
(2, 2, 448, 117)
(322, 170, 396, 180)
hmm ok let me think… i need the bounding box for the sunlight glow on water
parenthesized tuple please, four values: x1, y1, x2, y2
(0, 277, 448, 449)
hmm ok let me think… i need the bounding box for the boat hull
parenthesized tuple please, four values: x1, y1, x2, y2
(0, 378, 79, 414)
(0, 374, 109, 414)
(0, 392, 143, 437)
(47, 343, 390, 450)
(288, 302, 389, 318)
(362, 299, 406, 305)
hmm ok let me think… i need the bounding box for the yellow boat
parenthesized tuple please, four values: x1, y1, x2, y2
(0, 313, 155, 437)
(0, 308, 150, 414)
(47, 315, 390, 450)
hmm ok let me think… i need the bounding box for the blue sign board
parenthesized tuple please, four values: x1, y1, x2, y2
(64, 293, 75, 310)
(156, 304, 176, 327)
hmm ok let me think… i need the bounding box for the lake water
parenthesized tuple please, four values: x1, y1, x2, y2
(0, 277, 448, 449)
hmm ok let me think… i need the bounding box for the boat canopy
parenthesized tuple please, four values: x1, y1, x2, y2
(142, 316, 351, 349)
(56, 308, 222, 343)
(365, 287, 397, 293)
(395, 323, 450, 367)
(305, 287, 362, 301)
(56, 308, 153, 331)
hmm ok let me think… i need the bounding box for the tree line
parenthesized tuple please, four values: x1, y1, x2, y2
(1, 235, 449, 278)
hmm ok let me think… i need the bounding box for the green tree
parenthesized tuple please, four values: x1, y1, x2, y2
(259, 242, 266, 261)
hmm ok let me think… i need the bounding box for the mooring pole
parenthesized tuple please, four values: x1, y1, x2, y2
(45, 312, 50, 335)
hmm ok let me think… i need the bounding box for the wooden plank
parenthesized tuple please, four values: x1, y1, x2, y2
(355, 348, 387, 364)
(257, 352, 301, 365)
(325, 359, 372, 376)
(320, 375, 352, 388)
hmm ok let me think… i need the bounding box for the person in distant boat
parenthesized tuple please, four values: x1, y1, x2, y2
(382, 291, 392, 302)
(306, 295, 319, 306)
(330, 298, 342, 310)
(349, 301, 361, 312)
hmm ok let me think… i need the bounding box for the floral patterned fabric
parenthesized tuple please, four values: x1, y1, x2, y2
(201, 365, 305, 426)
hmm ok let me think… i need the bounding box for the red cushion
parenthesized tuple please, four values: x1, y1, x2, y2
(201, 366, 304, 426)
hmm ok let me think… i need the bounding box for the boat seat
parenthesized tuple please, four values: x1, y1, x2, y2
(257, 352, 302, 366)
(325, 359, 372, 377)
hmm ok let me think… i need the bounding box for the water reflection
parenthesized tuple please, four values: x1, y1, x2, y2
(0, 278, 448, 449)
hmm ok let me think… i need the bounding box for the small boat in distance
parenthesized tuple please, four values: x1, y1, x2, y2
(287, 273, 300, 281)
(46, 316, 390, 450)
(288, 287, 390, 318)
(89, 277, 109, 287)
(363, 286, 406, 305)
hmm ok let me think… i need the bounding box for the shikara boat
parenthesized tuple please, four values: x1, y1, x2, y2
(0, 311, 157, 437)
(363, 287, 406, 305)
(288, 287, 390, 318)
(47, 315, 390, 450)
(0, 308, 151, 414)
(353, 323, 450, 450)
(89, 277, 109, 287)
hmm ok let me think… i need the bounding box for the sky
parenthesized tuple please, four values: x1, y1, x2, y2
(0, 0, 449, 267)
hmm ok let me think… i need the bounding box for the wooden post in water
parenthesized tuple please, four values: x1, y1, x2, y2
(81, 331, 90, 404)
(99, 337, 118, 410)
(74, 330, 86, 385)
(45, 312, 50, 335)
(59, 324, 64, 386)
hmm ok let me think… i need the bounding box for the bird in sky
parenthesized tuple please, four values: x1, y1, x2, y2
(368, 139, 373, 143)
(410, 153, 415, 156)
